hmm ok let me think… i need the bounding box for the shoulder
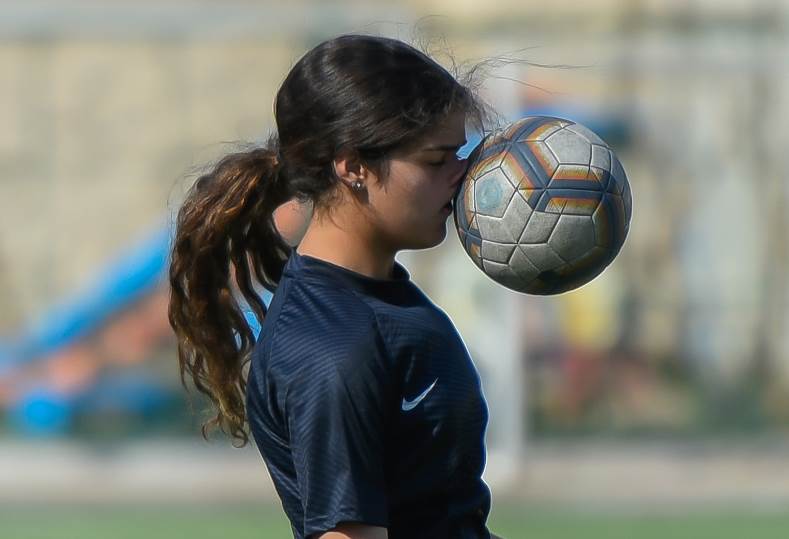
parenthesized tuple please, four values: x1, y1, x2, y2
(269, 277, 377, 346)
(272, 287, 394, 384)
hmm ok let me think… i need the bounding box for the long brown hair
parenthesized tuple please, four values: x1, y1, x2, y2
(168, 33, 501, 446)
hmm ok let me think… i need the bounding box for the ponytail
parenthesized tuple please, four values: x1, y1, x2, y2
(168, 137, 291, 446)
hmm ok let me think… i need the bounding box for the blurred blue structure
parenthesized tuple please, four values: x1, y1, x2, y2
(0, 224, 277, 372)
(0, 223, 273, 436)
(1, 225, 171, 371)
(9, 372, 180, 437)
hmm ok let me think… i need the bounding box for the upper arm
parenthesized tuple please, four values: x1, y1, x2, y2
(317, 522, 388, 539)
(287, 315, 394, 537)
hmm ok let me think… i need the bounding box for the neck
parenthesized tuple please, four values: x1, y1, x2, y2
(295, 213, 396, 280)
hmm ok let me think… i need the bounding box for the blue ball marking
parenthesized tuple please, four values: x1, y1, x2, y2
(476, 178, 503, 213)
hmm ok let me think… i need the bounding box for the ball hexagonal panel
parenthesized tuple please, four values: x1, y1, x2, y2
(474, 168, 514, 218)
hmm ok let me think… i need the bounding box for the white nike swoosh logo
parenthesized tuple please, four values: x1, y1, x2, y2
(401, 378, 438, 411)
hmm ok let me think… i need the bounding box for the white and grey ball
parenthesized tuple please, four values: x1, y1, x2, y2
(454, 116, 632, 295)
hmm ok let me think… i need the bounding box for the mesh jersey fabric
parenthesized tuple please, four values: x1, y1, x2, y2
(245, 250, 492, 538)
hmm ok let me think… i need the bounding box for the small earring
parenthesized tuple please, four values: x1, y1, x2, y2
(352, 180, 364, 191)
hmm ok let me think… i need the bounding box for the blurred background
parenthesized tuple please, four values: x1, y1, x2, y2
(2, 0, 789, 537)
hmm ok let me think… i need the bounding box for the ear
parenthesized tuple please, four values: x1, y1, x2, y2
(332, 149, 369, 186)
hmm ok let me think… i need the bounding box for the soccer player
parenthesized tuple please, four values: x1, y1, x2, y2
(169, 34, 504, 539)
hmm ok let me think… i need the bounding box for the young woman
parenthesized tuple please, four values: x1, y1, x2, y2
(168, 33, 504, 539)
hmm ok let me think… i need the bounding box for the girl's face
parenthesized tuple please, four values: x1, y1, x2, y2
(272, 111, 470, 255)
(367, 111, 470, 251)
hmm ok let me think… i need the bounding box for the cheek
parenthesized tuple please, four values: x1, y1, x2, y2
(376, 165, 437, 225)
(394, 183, 434, 222)
(379, 189, 420, 225)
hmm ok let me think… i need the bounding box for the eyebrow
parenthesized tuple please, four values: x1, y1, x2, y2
(422, 141, 467, 152)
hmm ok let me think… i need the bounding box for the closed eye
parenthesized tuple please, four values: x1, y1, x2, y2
(428, 160, 446, 168)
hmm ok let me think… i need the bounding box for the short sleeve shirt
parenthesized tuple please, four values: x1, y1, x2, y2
(245, 250, 492, 539)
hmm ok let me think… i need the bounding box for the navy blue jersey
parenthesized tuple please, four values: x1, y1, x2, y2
(246, 250, 491, 538)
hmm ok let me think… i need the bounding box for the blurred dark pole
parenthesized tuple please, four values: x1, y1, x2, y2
(751, 0, 788, 392)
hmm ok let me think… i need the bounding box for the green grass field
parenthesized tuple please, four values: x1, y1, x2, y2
(3, 504, 789, 538)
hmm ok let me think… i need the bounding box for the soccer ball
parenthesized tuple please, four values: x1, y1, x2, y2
(453, 116, 632, 295)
